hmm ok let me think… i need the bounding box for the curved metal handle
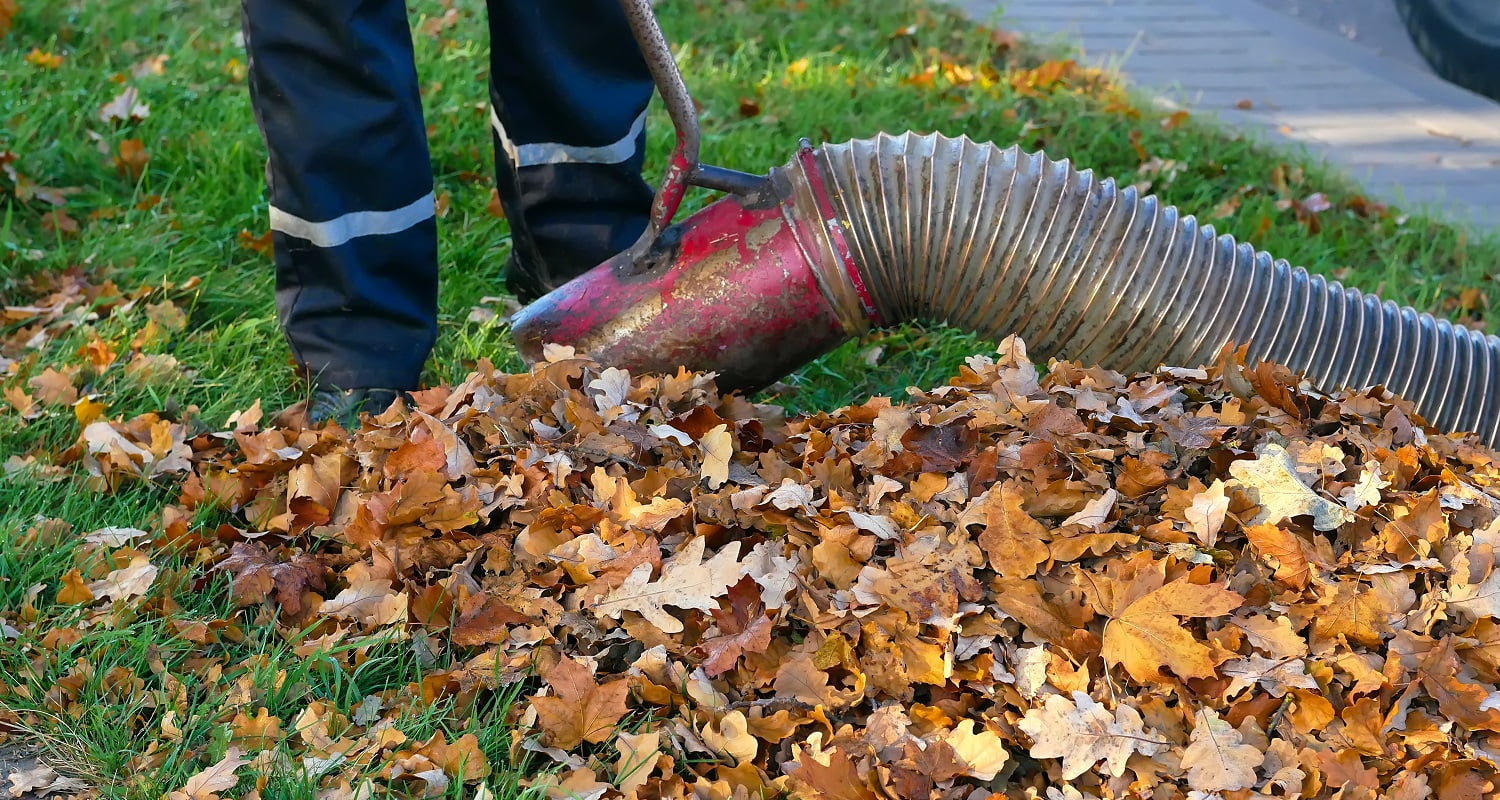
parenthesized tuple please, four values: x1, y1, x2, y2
(618, 0, 771, 271)
(620, 0, 700, 267)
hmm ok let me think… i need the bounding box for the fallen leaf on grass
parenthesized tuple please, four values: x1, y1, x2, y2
(320, 579, 408, 627)
(218, 541, 329, 616)
(25, 48, 63, 69)
(40, 208, 80, 236)
(0, 0, 16, 40)
(238, 229, 274, 258)
(55, 569, 95, 604)
(113, 138, 150, 180)
(99, 86, 149, 125)
(6, 763, 87, 797)
(1162, 109, 1191, 130)
(87, 555, 157, 601)
(28, 366, 77, 406)
(4, 385, 40, 419)
(131, 53, 169, 78)
(167, 747, 248, 800)
(613, 730, 662, 800)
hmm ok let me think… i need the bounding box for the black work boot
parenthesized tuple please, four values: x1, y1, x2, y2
(309, 387, 404, 427)
(504, 253, 551, 305)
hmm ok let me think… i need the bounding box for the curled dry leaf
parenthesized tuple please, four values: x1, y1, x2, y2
(99, 86, 149, 125)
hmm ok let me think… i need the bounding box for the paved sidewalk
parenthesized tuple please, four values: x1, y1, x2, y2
(954, 0, 1500, 233)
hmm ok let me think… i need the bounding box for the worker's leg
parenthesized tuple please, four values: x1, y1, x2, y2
(241, 0, 437, 392)
(487, 0, 655, 302)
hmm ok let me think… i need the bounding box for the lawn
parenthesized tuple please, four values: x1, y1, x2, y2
(1, 0, 1497, 797)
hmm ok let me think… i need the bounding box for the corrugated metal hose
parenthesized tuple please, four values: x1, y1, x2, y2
(818, 132, 1500, 445)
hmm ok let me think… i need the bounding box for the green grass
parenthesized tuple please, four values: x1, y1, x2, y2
(1, 0, 1497, 796)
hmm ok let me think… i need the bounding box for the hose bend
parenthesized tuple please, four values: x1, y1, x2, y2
(813, 132, 1500, 445)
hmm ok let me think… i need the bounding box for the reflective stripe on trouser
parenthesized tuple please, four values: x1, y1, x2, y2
(241, 0, 654, 389)
(242, 0, 438, 391)
(487, 0, 654, 300)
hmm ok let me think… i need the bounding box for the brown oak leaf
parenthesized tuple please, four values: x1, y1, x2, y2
(977, 482, 1050, 577)
(694, 576, 774, 677)
(217, 541, 329, 616)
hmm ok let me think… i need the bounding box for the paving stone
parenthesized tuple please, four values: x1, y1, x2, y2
(951, 0, 1500, 231)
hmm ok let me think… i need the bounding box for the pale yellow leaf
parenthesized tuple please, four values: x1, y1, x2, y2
(1017, 691, 1168, 779)
(1180, 709, 1263, 792)
(87, 555, 158, 601)
(1228, 443, 1351, 530)
(1231, 613, 1308, 658)
(595, 538, 742, 634)
(321, 579, 408, 626)
(1184, 479, 1230, 546)
(1339, 460, 1390, 510)
(1062, 489, 1117, 530)
(701, 710, 758, 765)
(944, 720, 1009, 781)
(699, 424, 732, 489)
(613, 730, 662, 800)
(168, 747, 248, 800)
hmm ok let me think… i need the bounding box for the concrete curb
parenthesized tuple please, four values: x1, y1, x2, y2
(954, 0, 1500, 233)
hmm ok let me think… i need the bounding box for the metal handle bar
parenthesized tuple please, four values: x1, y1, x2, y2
(618, 0, 769, 267)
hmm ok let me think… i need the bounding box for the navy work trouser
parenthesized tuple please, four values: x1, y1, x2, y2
(241, 0, 654, 391)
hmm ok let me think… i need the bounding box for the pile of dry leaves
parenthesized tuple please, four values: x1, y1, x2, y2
(21, 335, 1500, 799)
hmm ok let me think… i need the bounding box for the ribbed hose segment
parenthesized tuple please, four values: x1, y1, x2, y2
(816, 132, 1500, 446)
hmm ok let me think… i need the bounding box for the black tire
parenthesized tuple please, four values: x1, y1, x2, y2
(1396, 0, 1500, 101)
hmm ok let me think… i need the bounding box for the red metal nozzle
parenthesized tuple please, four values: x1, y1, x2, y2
(510, 151, 875, 393)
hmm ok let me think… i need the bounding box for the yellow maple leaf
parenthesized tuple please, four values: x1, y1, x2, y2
(1100, 566, 1244, 683)
(978, 482, 1050, 577)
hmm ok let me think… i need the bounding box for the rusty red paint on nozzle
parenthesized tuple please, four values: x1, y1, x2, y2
(510, 152, 871, 392)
